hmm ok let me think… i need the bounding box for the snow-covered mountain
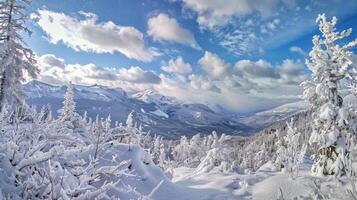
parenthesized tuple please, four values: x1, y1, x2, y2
(24, 80, 253, 138)
(239, 101, 308, 129)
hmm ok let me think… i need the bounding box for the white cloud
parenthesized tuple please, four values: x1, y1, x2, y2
(188, 74, 221, 93)
(290, 46, 307, 57)
(234, 59, 307, 89)
(117, 67, 161, 84)
(33, 10, 156, 62)
(178, 0, 295, 29)
(164, 55, 306, 112)
(198, 51, 229, 78)
(235, 59, 280, 79)
(277, 59, 306, 84)
(147, 13, 200, 49)
(161, 56, 192, 74)
(38, 54, 66, 70)
(37, 54, 161, 86)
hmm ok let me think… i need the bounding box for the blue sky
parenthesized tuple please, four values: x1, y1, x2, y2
(26, 0, 357, 113)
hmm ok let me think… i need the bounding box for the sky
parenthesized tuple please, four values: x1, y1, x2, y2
(25, 0, 357, 113)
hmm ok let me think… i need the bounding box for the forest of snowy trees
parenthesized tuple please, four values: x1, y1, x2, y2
(1, 0, 357, 199)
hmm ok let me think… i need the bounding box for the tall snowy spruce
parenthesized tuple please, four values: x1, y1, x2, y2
(0, 0, 38, 112)
(302, 14, 357, 176)
(58, 81, 82, 130)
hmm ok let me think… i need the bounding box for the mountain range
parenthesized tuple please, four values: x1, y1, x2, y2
(24, 80, 308, 138)
(24, 80, 262, 139)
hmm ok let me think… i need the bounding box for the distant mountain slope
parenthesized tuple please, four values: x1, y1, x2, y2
(24, 80, 253, 139)
(239, 101, 308, 129)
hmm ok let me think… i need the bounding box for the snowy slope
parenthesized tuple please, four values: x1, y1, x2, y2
(24, 80, 252, 139)
(239, 101, 308, 129)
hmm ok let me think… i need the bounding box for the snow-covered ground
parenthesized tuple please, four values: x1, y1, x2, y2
(161, 159, 356, 200)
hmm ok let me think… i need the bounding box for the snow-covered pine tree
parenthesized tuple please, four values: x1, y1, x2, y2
(58, 81, 83, 130)
(302, 14, 357, 176)
(126, 110, 141, 151)
(59, 82, 75, 121)
(275, 129, 285, 171)
(150, 135, 162, 164)
(277, 118, 306, 179)
(0, 0, 38, 112)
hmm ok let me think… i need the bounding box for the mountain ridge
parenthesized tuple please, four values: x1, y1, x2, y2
(24, 80, 254, 139)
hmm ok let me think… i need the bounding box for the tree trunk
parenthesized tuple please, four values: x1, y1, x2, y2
(0, 72, 6, 113)
(0, 1, 14, 112)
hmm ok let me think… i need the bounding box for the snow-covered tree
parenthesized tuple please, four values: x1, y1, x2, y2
(89, 116, 106, 160)
(196, 133, 236, 173)
(125, 110, 144, 151)
(275, 129, 285, 171)
(0, 0, 38, 112)
(172, 136, 193, 167)
(275, 118, 306, 179)
(58, 82, 83, 130)
(59, 82, 75, 119)
(302, 14, 357, 176)
(39, 103, 52, 123)
(150, 135, 162, 163)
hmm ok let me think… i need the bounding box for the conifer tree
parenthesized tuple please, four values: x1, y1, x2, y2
(59, 82, 75, 121)
(302, 14, 357, 176)
(58, 82, 82, 130)
(0, 0, 38, 112)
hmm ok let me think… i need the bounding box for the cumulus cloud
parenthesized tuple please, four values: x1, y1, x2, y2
(161, 56, 192, 74)
(37, 54, 161, 86)
(198, 51, 229, 78)
(147, 13, 200, 49)
(277, 59, 306, 84)
(117, 67, 161, 84)
(235, 59, 280, 79)
(38, 54, 66, 70)
(188, 74, 221, 93)
(234, 59, 307, 85)
(33, 10, 156, 62)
